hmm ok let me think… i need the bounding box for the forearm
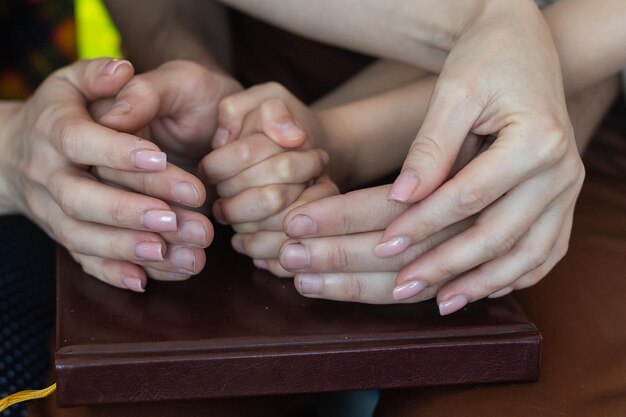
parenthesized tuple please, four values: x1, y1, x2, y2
(544, 0, 626, 95)
(104, 0, 232, 73)
(0, 101, 23, 214)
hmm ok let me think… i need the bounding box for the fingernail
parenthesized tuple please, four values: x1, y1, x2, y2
(213, 127, 230, 147)
(374, 236, 411, 258)
(180, 221, 207, 247)
(488, 286, 514, 299)
(172, 182, 200, 206)
(171, 246, 196, 273)
(134, 241, 165, 261)
(141, 209, 177, 232)
(298, 273, 322, 295)
(132, 150, 167, 171)
(103, 59, 133, 76)
(122, 276, 145, 293)
(107, 101, 131, 116)
(212, 201, 227, 225)
(286, 215, 317, 237)
(279, 243, 309, 270)
(392, 280, 426, 301)
(388, 169, 419, 202)
(231, 236, 244, 254)
(253, 259, 269, 269)
(439, 295, 469, 316)
(277, 121, 303, 140)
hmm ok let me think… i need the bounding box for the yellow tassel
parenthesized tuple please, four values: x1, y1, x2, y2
(0, 383, 56, 412)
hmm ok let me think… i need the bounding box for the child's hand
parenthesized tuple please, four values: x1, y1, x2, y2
(200, 83, 338, 276)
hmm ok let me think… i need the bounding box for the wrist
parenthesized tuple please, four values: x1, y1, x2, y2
(0, 101, 24, 214)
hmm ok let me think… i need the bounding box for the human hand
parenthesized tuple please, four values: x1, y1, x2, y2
(0, 58, 212, 291)
(201, 83, 336, 275)
(378, 1, 583, 314)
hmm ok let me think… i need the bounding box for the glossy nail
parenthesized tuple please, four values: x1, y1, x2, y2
(213, 127, 230, 147)
(286, 215, 317, 237)
(298, 274, 322, 295)
(122, 276, 145, 293)
(392, 280, 427, 301)
(134, 241, 165, 261)
(388, 169, 419, 202)
(439, 295, 469, 316)
(277, 121, 303, 140)
(488, 286, 514, 299)
(180, 221, 207, 247)
(374, 236, 411, 258)
(103, 59, 132, 76)
(171, 246, 196, 273)
(132, 150, 166, 171)
(173, 182, 200, 206)
(279, 243, 309, 270)
(141, 209, 177, 232)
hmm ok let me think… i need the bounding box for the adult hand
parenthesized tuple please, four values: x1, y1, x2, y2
(378, 1, 582, 314)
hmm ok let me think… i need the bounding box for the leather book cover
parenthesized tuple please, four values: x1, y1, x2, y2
(55, 234, 541, 407)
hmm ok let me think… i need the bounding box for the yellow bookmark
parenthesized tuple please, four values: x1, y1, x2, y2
(0, 383, 56, 412)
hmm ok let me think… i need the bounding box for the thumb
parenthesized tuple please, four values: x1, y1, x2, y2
(256, 98, 307, 149)
(388, 83, 482, 203)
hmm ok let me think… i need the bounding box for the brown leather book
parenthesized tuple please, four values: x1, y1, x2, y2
(55, 235, 541, 407)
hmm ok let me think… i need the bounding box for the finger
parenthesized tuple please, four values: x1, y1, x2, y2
(279, 218, 473, 274)
(48, 168, 177, 232)
(434, 206, 573, 315)
(158, 206, 214, 248)
(201, 133, 284, 183)
(72, 252, 147, 292)
(142, 266, 191, 282)
(94, 162, 206, 208)
(294, 272, 439, 304)
(254, 259, 293, 278)
(213, 183, 305, 224)
(233, 175, 339, 234)
(214, 82, 306, 148)
(387, 80, 483, 203)
(283, 185, 408, 238)
(232, 231, 287, 259)
(138, 244, 206, 277)
(216, 149, 329, 197)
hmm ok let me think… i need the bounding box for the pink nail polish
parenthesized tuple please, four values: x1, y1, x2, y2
(298, 274, 322, 295)
(374, 236, 411, 258)
(141, 210, 177, 232)
(122, 276, 145, 293)
(170, 246, 196, 273)
(180, 221, 207, 247)
(388, 169, 419, 202)
(103, 59, 133, 76)
(213, 128, 230, 148)
(392, 280, 427, 300)
(132, 150, 167, 171)
(134, 241, 165, 261)
(439, 295, 469, 316)
(286, 215, 317, 237)
(172, 182, 200, 206)
(488, 286, 514, 299)
(279, 243, 309, 270)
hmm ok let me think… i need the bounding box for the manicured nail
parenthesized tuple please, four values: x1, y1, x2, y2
(253, 259, 269, 269)
(103, 59, 133, 76)
(298, 274, 322, 295)
(388, 169, 419, 202)
(231, 236, 245, 254)
(488, 286, 514, 299)
(392, 280, 426, 301)
(172, 182, 200, 206)
(277, 121, 303, 140)
(170, 246, 196, 273)
(439, 295, 469, 316)
(212, 201, 227, 225)
(132, 150, 166, 171)
(141, 209, 177, 232)
(279, 243, 309, 270)
(122, 276, 145, 293)
(213, 127, 230, 147)
(180, 221, 207, 247)
(134, 241, 165, 261)
(374, 236, 411, 258)
(286, 215, 317, 237)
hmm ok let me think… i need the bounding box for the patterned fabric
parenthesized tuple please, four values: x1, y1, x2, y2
(0, 0, 76, 99)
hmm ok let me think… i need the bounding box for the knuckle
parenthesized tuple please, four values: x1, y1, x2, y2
(218, 96, 238, 119)
(455, 187, 493, 216)
(341, 275, 365, 301)
(260, 185, 287, 213)
(485, 230, 519, 258)
(57, 121, 82, 160)
(408, 135, 445, 165)
(327, 245, 351, 271)
(111, 197, 129, 225)
(236, 140, 255, 165)
(272, 155, 296, 182)
(261, 81, 286, 95)
(526, 246, 551, 270)
(534, 116, 571, 165)
(56, 181, 79, 217)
